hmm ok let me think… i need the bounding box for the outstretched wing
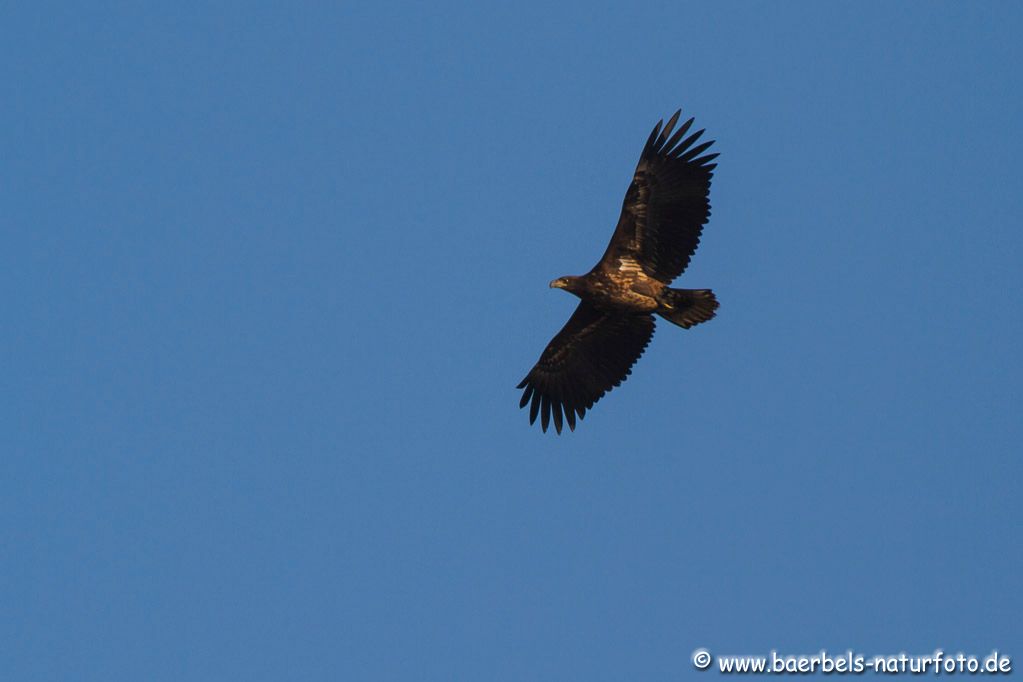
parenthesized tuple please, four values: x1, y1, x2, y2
(598, 109, 718, 283)
(517, 302, 655, 434)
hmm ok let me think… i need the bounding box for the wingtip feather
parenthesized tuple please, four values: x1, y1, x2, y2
(679, 139, 715, 162)
(662, 117, 695, 156)
(643, 119, 663, 155)
(518, 384, 533, 408)
(657, 110, 682, 149)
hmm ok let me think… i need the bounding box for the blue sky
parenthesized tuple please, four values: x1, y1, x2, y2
(3, 2, 1021, 680)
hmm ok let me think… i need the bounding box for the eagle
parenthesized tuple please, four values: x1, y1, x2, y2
(518, 109, 719, 434)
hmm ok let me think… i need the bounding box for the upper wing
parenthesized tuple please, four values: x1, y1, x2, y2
(598, 110, 718, 283)
(517, 302, 655, 434)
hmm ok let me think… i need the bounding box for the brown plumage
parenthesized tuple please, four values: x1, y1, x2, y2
(518, 109, 720, 433)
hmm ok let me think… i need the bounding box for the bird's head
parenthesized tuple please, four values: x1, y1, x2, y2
(549, 276, 581, 292)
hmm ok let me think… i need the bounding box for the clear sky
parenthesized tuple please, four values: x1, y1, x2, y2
(3, 2, 1021, 680)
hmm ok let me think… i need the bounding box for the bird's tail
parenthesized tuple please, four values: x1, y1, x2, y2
(656, 288, 718, 329)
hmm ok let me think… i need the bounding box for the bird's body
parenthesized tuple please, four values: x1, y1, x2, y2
(553, 269, 659, 313)
(518, 109, 720, 433)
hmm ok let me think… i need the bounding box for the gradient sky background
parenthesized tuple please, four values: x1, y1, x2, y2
(3, 2, 1022, 680)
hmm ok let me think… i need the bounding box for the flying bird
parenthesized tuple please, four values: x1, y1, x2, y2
(518, 109, 720, 433)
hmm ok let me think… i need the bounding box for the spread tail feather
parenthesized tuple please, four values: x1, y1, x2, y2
(657, 288, 718, 329)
